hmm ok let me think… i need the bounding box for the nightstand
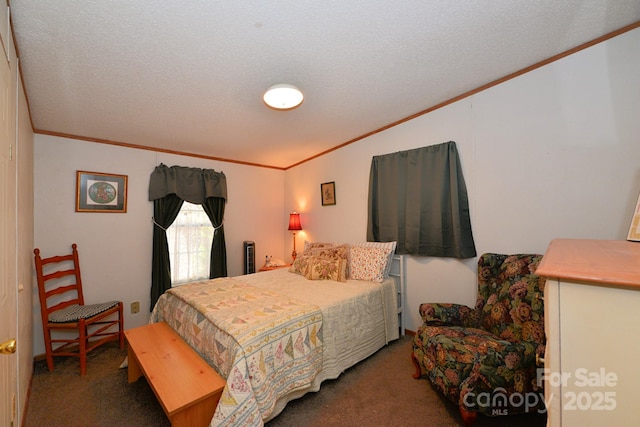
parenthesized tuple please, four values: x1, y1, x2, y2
(259, 264, 291, 272)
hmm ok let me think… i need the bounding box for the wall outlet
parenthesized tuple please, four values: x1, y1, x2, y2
(131, 301, 140, 314)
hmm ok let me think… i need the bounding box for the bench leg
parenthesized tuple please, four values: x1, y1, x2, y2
(169, 392, 221, 427)
(127, 347, 143, 383)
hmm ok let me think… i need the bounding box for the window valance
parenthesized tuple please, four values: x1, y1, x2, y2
(148, 164, 227, 204)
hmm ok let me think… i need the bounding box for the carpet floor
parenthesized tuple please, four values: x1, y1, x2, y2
(24, 336, 547, 426)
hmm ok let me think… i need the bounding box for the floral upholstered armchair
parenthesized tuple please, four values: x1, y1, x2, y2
(411, 253, 546, 426)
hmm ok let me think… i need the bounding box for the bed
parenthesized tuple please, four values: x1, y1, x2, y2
(150, 243, 401, 426)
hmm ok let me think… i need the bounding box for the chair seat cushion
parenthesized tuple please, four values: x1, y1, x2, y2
(49, 301, 120, 323)
(414, 323, 544, 414)
(414, 325, 499, 400)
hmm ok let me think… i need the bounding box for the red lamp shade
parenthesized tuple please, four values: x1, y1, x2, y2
(288, 212, 302, 231)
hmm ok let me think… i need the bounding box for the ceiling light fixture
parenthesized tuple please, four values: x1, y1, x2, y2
(263, 84, 304, 110)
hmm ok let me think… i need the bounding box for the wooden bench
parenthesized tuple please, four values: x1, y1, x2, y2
(124, 322, 226, 427)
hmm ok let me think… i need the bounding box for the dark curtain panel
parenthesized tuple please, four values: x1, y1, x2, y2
(150, 194, 184, 310)
(202, 197, 227, 278)
(148, 164, 228, 310)
(367, 141, 476, 258)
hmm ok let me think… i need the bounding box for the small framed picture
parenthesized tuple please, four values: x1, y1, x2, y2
(76, 171, 128, 213)
(321, 181, 336, 206)
(627, 191, 640, 241)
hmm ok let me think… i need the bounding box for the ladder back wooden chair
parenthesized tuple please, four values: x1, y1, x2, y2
(34, 243, 124, 375)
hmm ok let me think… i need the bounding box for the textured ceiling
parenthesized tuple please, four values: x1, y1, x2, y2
(9, 1, 640, 169)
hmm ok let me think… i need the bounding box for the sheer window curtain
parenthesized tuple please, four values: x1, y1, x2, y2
(167, 202, 214, 284)
(149, 164, 228, 310)
(367, 141, 476, 258)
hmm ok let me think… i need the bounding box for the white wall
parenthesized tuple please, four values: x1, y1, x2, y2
(284, 27, 640, 332)
(33, 137, 285, 357)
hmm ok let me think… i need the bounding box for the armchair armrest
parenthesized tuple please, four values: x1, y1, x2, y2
(418, 303, 478, 327)
(477, 339, 542, 372)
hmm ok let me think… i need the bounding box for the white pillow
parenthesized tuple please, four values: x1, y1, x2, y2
(349, 246, 393, 283)
(352, 241, 396, 278)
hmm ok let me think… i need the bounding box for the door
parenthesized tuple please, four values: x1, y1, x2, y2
(0, 39, 17, 426)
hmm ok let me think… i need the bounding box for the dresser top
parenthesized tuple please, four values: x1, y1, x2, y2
(536, 239, 640, 288)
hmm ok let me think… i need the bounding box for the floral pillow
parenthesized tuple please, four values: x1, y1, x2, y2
(289, 244, 349, 282)
(310, 244, 349, 259)
(349, 246, 392, 282)
(303, 241, 338, 256)
(304, 256, 348, 282)
(311, 244, 349, 273)
(352, 241, 396, 278)
(289, 255, 312, 276)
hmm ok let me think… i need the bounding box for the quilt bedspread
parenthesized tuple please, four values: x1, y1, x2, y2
(150, 277, 323, 426)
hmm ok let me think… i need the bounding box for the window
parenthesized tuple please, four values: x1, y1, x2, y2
(167, 202, 213, 285)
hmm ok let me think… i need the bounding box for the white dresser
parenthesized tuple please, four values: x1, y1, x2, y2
(536, 239, 640, 427)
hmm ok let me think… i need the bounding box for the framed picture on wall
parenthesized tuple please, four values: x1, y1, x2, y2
(628, 190, 640, 241)
(76, 170, 128, 213)
(321, 181, 336, 206)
